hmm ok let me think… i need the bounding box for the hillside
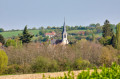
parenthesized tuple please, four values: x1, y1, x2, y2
(0, 29, 102, 38)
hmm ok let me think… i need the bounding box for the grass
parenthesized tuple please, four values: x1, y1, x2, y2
(0, 29, 53, 38)
(0, 29, 102, 39)
(67, 30, 86, 33)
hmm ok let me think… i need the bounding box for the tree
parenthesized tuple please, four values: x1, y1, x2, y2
(0, 28, 4, 32)
(19, 25, 34, 43)
(0, 34, 5, 44)
(102, 20, 114, 37)
(92, 34, 95, 42)
(5, 39, 16, 47)
(47, 26, 51, 29)
(32, 27, 37, 30)
(116, 23, 120, 49)
(89, 24, 96, 27)
(111, 34, 117, 48)
(42, 36, 49, 42)
(99, 36, 112, 46)
(0, 49, 8, 74)
(96, 23, 100, 27)
(39, 30, 45, 36)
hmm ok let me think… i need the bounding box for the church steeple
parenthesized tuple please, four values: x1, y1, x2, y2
(62, 18, 68, 45)
(63, 17, 66, 33)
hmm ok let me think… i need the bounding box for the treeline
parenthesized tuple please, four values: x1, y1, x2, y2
(0, 19, 120, 75)
(0, 39, 119, 74)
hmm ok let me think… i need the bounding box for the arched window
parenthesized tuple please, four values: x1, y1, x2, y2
(64, 35, 66, 38)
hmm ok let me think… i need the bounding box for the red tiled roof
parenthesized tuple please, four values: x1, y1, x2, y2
(45, 32, 56, 35)
(78, 31, 85, 34)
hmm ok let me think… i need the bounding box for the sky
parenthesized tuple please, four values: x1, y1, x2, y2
(0, 0, 120, 30)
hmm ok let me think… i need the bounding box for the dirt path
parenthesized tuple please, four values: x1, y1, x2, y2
(0, 70, 97, 79)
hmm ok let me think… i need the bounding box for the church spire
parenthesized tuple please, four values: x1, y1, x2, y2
(62, 18, 68, 44)
(63, 17, 66, 33)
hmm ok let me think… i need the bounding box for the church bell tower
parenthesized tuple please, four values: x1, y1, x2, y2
(62, 18, 68, 44)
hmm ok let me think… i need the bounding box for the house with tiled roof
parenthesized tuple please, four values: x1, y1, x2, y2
(45, 31, 56, 38)
(78, 31, 85, 35)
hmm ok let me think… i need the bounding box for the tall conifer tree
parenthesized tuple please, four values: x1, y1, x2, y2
(19, 25, 34, 43)
(116, 23, 120, 49)
(102, 20, 113, 37)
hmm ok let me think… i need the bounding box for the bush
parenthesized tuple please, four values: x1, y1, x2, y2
(3, 64, 22, 74)
(0, 34, 5, 44)
(99, 36, 112, 46)
(3, 64, 31, 74)
(5, 39, 22, 47)
(5, 39, 16, 47)
(74, 58, 91, 70)
(0, 49, 8, 74)
(46, 63, 120, 79)
(31, 56, 58, 73)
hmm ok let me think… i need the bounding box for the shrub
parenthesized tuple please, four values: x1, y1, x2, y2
(0, 49, 8, 74)
(100, 46, 117, 66)
(5, 39, 16, 47)
(99, 36, 112, 46)
(46, 63, 120, 79)
(0, 34, 5, 44)
(3, 64, 21, 74)
(74, 58, 91, 70)
(5, 39, 22, 47)
(31, 56, 58, 73)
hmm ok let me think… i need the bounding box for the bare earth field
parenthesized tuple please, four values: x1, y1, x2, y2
(0, 70, 99, 79)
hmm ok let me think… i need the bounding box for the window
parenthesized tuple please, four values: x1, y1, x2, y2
(64, 35, 66, 38)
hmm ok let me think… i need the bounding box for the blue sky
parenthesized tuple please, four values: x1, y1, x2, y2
(0, 0, 120, 30)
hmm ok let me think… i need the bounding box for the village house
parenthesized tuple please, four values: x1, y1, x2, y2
(45, 31, 56, 38)
(78, 31, 85, 35)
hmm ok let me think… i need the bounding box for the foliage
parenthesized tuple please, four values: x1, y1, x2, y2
(77, 62, 120, 79)
(99, 36, 112, 46)
(102, 20, 113, 38)
(31, 56, 58, 73)
(5, 39, 16, 47)
(42, 36, 49, 42)
(116, 23, 120, 49)
(111, 34, 117, 48)
(0, 28, 4, 32)
(5, 39, 22, 47)
(39, 29, 46, 36)
(19, 25, 34, 43)
(0, 49, 8, 74)
(3, 64, 22, 74)
(0, 34, 5, 44)
(3, 39, 118, 74)
(92, 33, 95, 41)
(45, 63, 120, 79)
(74, 58, 90, 70)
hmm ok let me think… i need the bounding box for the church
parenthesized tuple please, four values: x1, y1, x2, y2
(50, 19, 69, 45)
(61, 19, 69, 45)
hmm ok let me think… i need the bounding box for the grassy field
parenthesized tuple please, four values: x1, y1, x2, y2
(0, 29, 102, 39)
(0, 29, 53, 38)
(67, 30, 86, 33)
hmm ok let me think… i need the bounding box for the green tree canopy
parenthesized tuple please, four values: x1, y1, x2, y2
(19, 25, 34, 43)
(102, 20, 114, 37)
(116, 23, 120, 49)
(0, 34, 5, 44)
(0, 49, 8, 74)
(0, 28, 4, 32)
